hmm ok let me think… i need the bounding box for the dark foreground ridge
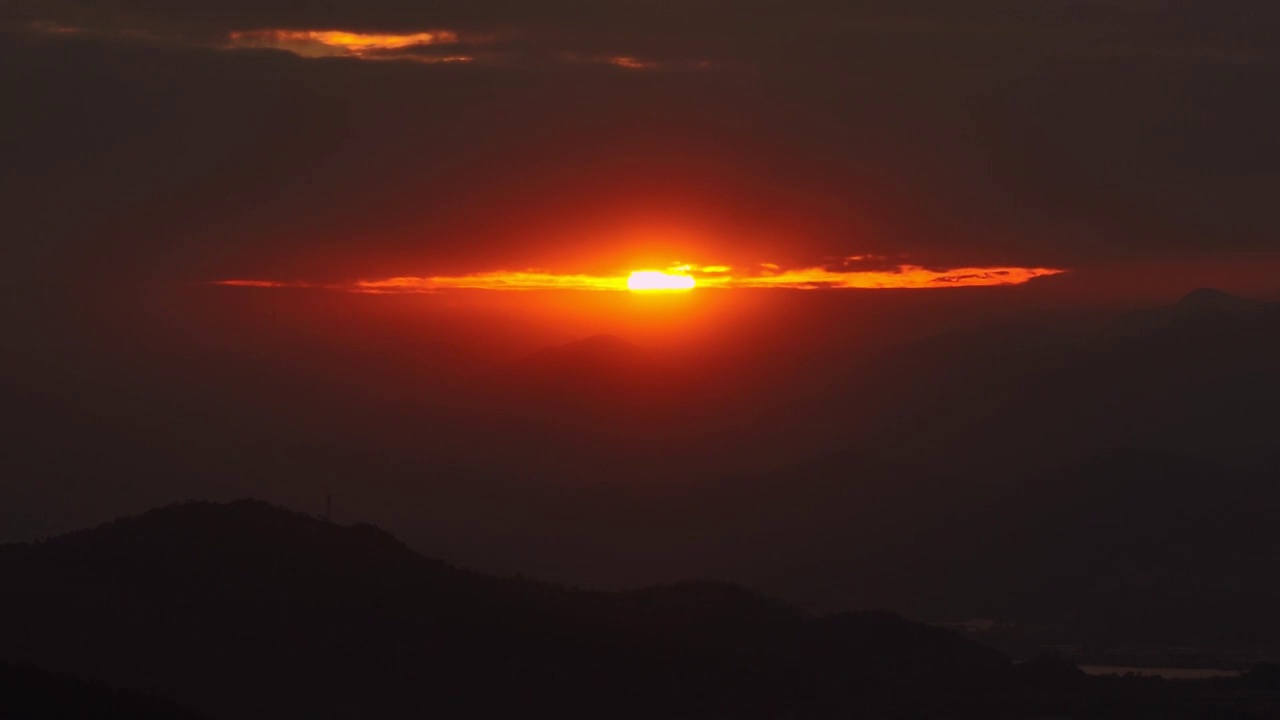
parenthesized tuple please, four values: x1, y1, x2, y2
(0, 661, 207, 719)
(2, 500, 1278, 719)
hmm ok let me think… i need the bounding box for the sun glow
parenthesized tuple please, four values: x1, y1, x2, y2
(214, 260, 1065, 294)
(626, 270, 697, 292)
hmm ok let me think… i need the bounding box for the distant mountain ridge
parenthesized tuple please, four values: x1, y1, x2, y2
(6, 500, 1279, 718)
(711, 289, 1280, 623)
(1177, 287, 1272, 312)
(0, 499, 1015, 719)
(1110, 287, 1278, 334)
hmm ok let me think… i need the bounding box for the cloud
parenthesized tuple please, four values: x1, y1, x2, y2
(225, 28, 468, 61)
(16, 18, 719, 69)
(215, 263, 1064, 293)
(211, 280, 303, 289)
(358, 272, 629, 292)
(13, 0, 1280, 71)
(712, 265, 1065, 290)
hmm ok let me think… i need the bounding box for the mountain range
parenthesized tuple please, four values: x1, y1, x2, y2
(3, 289, 1279, 661)
(5, 500, 1280, 718)
(0, 500, 1011, 718)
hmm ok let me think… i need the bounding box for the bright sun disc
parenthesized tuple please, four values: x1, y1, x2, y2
(626, 270, 696, 292)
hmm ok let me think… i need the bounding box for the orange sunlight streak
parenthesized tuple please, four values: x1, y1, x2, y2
(358, 272, 630, 292)
(729, 265, 1065, 290)
(214, 263, 1064, 293)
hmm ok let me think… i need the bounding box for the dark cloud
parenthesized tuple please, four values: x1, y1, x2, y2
(10, 0, 1280, 65)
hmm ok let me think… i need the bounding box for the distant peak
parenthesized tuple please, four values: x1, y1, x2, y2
(51, 499, 417, 560)
(1179, 288, 1236, 303)
(1175, 288, 1260, 310)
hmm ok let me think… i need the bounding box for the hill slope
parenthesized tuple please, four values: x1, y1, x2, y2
(0, 500, 1012, 719)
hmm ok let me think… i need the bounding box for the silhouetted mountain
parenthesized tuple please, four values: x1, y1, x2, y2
(0, 500, 1020, 719)
(5, 290, 1280, 683)
(0, 661, 206, 719)
(691, 291, 1280, 628)
(402, 290, 1280, 632)
(8, 501, 1280, 718)
(1177, 287, 1269, 312)
(943, 448, 1280, 651)
(1109, 287, 1278, 336)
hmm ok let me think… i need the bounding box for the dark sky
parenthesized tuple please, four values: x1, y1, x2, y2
(5, 1, 1280, 293)
(5, 3, 1280, 614)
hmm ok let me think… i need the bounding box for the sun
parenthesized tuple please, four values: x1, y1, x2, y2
(626, 270, 696, 292)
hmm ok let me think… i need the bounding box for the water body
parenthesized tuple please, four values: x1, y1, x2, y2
(1079, 665, 1243, 680)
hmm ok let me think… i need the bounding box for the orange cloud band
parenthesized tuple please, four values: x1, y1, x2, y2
(721, 265, 1064, 289)
(214, 264, 1064, 293)
(227, 29, 469, 62)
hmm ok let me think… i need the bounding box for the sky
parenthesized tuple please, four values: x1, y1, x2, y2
(5, 1, 1280, 300)
(4, 2, 1280, 618)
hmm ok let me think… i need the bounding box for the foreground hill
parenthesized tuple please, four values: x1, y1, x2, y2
(5, 500, 1280, 718)
(0, 661, 206, 719)
(0, 500, 1014, 719)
